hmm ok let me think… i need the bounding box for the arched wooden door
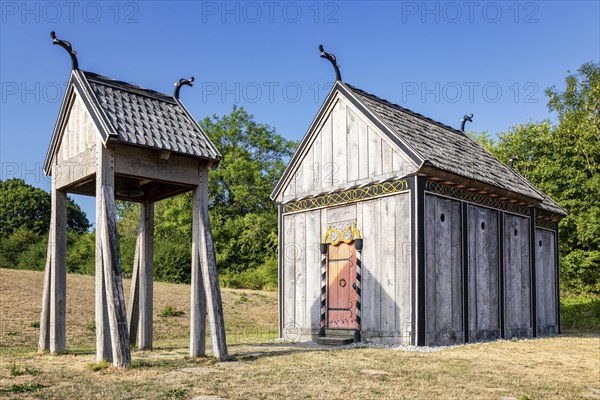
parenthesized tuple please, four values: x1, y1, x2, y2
(327, 242, 358, 329)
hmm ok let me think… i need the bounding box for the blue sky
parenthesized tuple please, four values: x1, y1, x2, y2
(1, 1, 598, 225)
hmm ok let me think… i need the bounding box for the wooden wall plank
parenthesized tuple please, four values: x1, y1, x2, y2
(535, 229, 557, 335)
(301, 146, 313, 194)
(380, 196, 396, 334)
(321, 113, 334, 188)
(347, 109, 359, 183)
(313, 130, 322, 193)
(503, 214, 532, 338)
(382, 142, 393, 174)
(358, 119, 369, 180)
(294, 213, 307, 329)
(283, 215, 296, 332)
(424, 194, 463, 345)
(305, 210, 322, 331)
(332, 101, 347, 185)
(361, 200, 381, 334)
(368, 126, 382, 178)
(395, 193, 412, 344)
(467, 205, 500, 341)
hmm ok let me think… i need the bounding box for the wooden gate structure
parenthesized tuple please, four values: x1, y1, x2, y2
(38, 32, 228, 368)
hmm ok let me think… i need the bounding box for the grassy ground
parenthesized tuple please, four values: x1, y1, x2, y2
(1, 269, 599, 400)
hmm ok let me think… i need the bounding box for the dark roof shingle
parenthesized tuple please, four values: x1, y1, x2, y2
(82, 71, 220, 160)
(345, 83, 566, 216)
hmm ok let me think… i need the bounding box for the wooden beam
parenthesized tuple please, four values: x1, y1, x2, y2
(127, 231, 141, 346)
(95, 141, 112, 362)
(138, 201, 154, 350)
(195, 166, 228, 360)
(49, 167, 67, 354)
(97, 142, 130, 368)
(38, 216, 54, 352)
(190, 183, 207, 357)
(100, 184, 131, 368)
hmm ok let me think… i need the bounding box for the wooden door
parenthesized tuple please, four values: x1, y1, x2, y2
(327, 243, 358, 329)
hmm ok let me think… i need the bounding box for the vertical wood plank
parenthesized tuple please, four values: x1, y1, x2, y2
(362, 199, 381, 334)
(450, 201, 463, 338)
(332, 101, 347, 185)
(312, 130, 322, 193)
(138, 201, 154, 349)
(190, 185, 207, 357)
(382, 142, 393, 174)
(196, 166, 228, 360)
(380, 196, 396, 334)
(321, 113, 334, 188)
(368, 127, 382, 178)
(424, 195, 437, 344)
(305, 210, 321, 331)
(301, 147, 313, 194)
(395, 193, 412, 344)
(347, 109, 359, 183)
(283, 215, 295, 333)
(49, 168, 67, 354)
(358, 119, 369, 180)
(294, 213, 306, 329)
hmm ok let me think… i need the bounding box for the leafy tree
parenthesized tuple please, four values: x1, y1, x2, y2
(0, 178, 91, 237)
(473, 62, 599, 294)
(118, 106, 297, 288)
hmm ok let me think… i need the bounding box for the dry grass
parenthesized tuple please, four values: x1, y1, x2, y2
(1, 269, 599, 400)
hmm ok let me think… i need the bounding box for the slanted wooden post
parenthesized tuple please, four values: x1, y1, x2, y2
(127, 232, 141, 345)
(190, 185, 207, 357)
(138, 201, 154, 349)
(96, 141, 113, 362)
(192, 166, 228, 360)
(42, 163, 67, 354)
(96, 142, 131, 368)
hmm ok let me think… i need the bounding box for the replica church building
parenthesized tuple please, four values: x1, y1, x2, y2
(271, 46, 566, 346)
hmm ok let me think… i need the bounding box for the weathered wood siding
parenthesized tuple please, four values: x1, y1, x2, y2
(535, 228, 558, 335)
(55, 93, 98, 189)
(281, 192, 413, 344)
(424, 194, 464, 346)
(281, 95, 416, 202)
(467, 205, 500, 341)
(503, 214, 532, 338)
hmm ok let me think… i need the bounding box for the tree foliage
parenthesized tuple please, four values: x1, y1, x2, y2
(0, 178, 90, 237)
(472, 62, 600, 294)
(117, 106, 297, 288)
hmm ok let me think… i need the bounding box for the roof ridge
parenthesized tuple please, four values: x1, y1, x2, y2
(82, 70, 176, 104)
(345, 83, 464, 135)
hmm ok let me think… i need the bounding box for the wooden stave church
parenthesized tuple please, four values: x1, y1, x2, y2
(271, 49, 566, 346)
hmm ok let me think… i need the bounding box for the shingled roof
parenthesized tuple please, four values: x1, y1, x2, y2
(44, 69, 220, 174)
(344, 84, 566, 216)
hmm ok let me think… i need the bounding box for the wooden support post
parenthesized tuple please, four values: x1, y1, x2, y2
(194, 167, 228, 360)
(96, 142, 112, 362)
(38, 211, 54, 351)
(190, 184, 207, 357)
(49, 164, 67, 354)
(413, 175, 426, 346)
(138, 201, 154, 350)
(127, 232, 141, 346)
(96, 143, 131, 368)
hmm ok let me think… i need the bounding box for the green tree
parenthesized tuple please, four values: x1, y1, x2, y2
(0, 178, 91, 237)
(477, 62, 599, 294)
(118, 105, 297, 288)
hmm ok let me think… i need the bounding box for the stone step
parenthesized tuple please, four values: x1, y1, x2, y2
(324, 328, 356, 337)
(316, 336, 354, 346)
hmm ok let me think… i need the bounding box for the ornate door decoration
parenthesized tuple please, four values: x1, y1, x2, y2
(319, 222, 363, 338)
